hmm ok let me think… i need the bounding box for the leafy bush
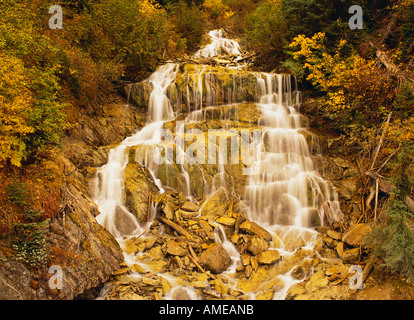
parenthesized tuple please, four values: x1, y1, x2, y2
(203, 0, 234, 27)
(0, 1, 66, 167)
(245, 0, 287, 66)
(68, 0, 186, 79)
(288, 33, 396, 150)
(6, 179, 50, 269)
(166, 0, 208, 52)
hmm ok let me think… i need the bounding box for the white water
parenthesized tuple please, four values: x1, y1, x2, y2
(94, 30, 342, 300)
(193, 30, 242, 60)
(244, 73, 341, 228)
(94, 64, 178, 238)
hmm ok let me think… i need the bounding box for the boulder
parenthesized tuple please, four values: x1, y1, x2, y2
(304, 270, 329, 293)
(166, 241, 187, 256)
(256, 250, 281, 265)
(114, 206, 139, 235)
(127, 80, 153, 109)
(199, 243, 231, 274)
(181, 202, 199, 212)
(200, 187, 230, 217)
(326, 229, 342, 241)
(239, 220, 272, 242)
(342, 223, 372, 247)
(246, 235, 268, 256)
(342, 248, 360, 264)
(123, 162, 158, 223)
(215, 216, 236, 227)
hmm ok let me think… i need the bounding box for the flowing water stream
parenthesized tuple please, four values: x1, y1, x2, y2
(94, 30, 342, 300)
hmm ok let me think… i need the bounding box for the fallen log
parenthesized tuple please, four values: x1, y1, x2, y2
(366, 171, 414, 214)
(158, 216, 195, 241)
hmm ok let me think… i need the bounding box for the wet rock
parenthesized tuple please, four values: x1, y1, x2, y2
(166, 241, 187, 256)
(336, 242, 345, 258)
(113, 206, 139, 235)
(199, 243, 231, 274)
(342, 248, 360, 264)
(159, 276, 171, 294)
(212, 278, 228, 295)
(215, 216, 236, 227)
(304, 270, 329, 293)
(342, 223, 371, 247)
(131, 263, 147, 274)
(256, 250, 281, 265)
(327, 229, 342, 241)
(181, 202, 199, 212)
(322, 235, 335, 248)
(286, 283, 307, 300)
(239, 220, 272, 241)
(246, 235, 268, 255)
(256, 289, 275, 300)
(250, 257, 259, 271)
(200, 187, 230, 217)
(124, 162, 158, 223)
(240, 254, 251, 266)
(291, 266, 306, 280)
(178, 209, 198, 219)
(127, 80, 153, 109)
(198, 219, 213, 234)
(245, 265, 253, 278)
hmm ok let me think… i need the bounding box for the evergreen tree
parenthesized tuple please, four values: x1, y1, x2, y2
(366, 142, 414, 283)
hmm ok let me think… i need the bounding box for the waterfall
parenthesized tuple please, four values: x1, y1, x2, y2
(193, 30, 242, 59)
(94, 63, 178, 238)
(244, 73, 341, 228)
(94, 29, 343, 300)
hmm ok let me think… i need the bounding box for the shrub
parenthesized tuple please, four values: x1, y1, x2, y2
(0, 0, 67, 167)
(288, 33, 396, 150)
(166, 0, 208, 52)
(245, 0, 287, 67)
(68, 0, 186, 79)
(366, 142, 414, 283)
(6, 179, 50, 269)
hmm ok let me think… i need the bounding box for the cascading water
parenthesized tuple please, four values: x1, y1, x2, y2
(245, 73, 341, 228)
(94, 63, 178, 238)
(94, 29, 342, 300)
(193, 30, 242, 60)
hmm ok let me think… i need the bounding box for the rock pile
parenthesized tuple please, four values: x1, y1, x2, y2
(103, 187, 286, 300)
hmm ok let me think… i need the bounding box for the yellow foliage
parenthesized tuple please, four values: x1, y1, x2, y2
(289, 33, 394, 116)
(203, 0, 234, 20)
(388, 117, 414, 143)
(0, 53, 34, 167)
(392, 0, 414, 9)
(138, 0, 163, 17)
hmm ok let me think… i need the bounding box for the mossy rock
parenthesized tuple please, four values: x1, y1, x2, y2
(123, 162, 159, 223)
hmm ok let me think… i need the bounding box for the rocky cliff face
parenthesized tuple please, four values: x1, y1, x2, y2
(0, 96, 146, 300)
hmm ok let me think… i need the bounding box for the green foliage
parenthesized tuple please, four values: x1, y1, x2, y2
(166, 0, 208, 52)
(366, 142, 414, 283)
(245, 0, 287, 66)
(13, 217, 50, 269)
(0, 0, 67, 167)
(67, 0, 186, 78)
(281, 0, 391, 49)
(394, 82, 414, 118)
(6, 179, 50, 269)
